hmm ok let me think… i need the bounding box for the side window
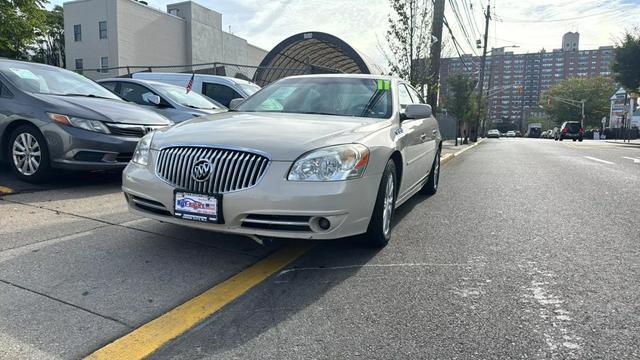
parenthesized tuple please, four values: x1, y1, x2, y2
(100, 81, 118, 94)
(406, 85, 425, 104)
(398, 84, 413, 109)
(119, 83, 156, 106)
(0, 82, 12, 98)
(202, 83, 242, 107)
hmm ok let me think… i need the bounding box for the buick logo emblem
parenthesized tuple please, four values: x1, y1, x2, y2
(191, 159, 212, 182)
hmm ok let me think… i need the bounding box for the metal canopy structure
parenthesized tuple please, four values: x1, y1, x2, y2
(253, 32, 372, 86)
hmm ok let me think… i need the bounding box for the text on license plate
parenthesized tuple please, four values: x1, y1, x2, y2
(174, 192, 218, 223)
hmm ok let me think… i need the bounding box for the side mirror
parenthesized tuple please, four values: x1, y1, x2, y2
(404, 104, 432, 120)
(145, 94, 162, 106)
(229, 98, 244, 110)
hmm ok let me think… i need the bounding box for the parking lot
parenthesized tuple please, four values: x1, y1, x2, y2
(1, 138, 639, 359)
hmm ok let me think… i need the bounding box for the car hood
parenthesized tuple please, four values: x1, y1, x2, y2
(34, 94, 172, 125)
(151, 112, 389, 161)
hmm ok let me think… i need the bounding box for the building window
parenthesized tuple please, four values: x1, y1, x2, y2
(99, 21, 107, 39)
(100, 57, 108, 73)
(74, 24, 81, 42)
(75, 58, 83, 71)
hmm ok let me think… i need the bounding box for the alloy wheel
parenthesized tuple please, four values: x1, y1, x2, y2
(12, 133, 41, 176)
(382, 172, 395, 237)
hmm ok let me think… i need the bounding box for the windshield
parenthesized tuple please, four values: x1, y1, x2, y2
(152, 82, 225, 110)
(238, 83, 261, 96)
(0, 63, 120, 99)
(235, 77, 393, 119)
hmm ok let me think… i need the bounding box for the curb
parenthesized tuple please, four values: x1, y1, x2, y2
(441, 138, 484, 165)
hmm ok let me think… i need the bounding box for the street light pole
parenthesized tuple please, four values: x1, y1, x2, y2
(474, 3, 491, 142)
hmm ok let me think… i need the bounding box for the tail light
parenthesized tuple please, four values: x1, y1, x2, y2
(562, 128, 568, 133)
(579, 128, 584, 134)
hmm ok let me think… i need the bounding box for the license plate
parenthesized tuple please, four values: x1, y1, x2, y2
(174, 191, 222, 223)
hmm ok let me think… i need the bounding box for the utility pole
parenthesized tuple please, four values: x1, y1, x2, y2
(427, 0, 446, 109)
(473, 2, 491, 142)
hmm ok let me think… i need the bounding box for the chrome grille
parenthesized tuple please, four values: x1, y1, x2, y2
(156, 147, 270, 194)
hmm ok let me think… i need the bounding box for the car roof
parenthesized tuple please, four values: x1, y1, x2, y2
(98, 78, 178, 88)
(132, 72, 254, 85)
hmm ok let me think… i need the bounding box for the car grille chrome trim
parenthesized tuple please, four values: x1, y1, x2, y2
(155, 146, 270, 194)
(106, 123, 168, 137)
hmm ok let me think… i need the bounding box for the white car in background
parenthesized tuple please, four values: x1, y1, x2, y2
(132, 72, 260, 108)
(506, 131, 516, 137)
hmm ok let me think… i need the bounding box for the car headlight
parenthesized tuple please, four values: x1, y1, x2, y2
(288, 144, 370, 181)
(132, 132, 154, 166)
(48, 113, 110, 134)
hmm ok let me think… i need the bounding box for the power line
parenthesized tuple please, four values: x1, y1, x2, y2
(462, 0, 483, 41)
(497, 9, 619, 23)
(443, 15, 475, 71)
(447, 0, 479, 55)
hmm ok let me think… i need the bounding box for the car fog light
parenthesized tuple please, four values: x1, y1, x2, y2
(318, 217, 331, 230)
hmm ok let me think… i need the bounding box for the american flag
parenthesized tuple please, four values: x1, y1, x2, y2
(186, 73, 195, 93)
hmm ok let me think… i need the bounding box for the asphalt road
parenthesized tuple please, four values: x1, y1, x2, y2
(1, 138, 639, 359)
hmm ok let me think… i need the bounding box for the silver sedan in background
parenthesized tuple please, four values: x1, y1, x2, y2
(123, 75, 442, 247)
(98, 78, 227, 123)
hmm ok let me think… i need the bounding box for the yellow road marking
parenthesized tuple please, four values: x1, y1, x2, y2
(0, 186, 13, 194)
(86, 241, 314, 360)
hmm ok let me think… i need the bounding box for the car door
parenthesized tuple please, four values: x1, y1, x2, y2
(406, 84, 437, 166)
(118, 82, 179, 120)
(397, 83, 428, 194)
(201, 82, 243, 108)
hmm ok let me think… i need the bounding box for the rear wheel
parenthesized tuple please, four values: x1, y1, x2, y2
(363, 160, 396, 248)
(8, 125, 51, 183)
(421, 148, 440, 195)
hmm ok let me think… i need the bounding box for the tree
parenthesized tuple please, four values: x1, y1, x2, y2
(31, 5, 64, 67)
(443, 73, 476, 143)
(0, 0, 48, 60)
(612, 31, 640, 92)
(540, 76, 615, 128)
(381, 0, 432, 89)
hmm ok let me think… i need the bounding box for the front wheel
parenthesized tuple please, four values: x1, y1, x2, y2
(8, 125, 52, 183)
(363, 160, 397, 248)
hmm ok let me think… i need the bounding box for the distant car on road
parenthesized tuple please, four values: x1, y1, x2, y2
(506, 131, 516, 137)
(555, 121, 583, 142)
(132, 72, 261, 108)
(98, 78, 226, 123)
(0, 59, 172, 182)
(487, 129, 500, 138)
(515, 130, 522, 137)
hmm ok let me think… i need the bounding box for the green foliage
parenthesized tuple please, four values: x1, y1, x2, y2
(526, 116, 546, 126)
(540, 76, 615, 128)
(612, 31, 640, 92)
(0, 0, 48, 59)
(442, 73, 476, 125)
(31, 5, 64, 66)
(382, 0, 432, 88)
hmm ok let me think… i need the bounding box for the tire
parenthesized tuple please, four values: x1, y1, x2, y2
(8, 125, 52, 183)
(573, 138, 577, 142)
(421, 147, 440, 195)
(363, 160, 397, 248)
(578, 138, 583, 142)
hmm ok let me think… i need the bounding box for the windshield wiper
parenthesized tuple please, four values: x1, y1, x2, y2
(182, 104, 214, 110)
(58, 93, 115, 100)
(297, 111, 339, 116)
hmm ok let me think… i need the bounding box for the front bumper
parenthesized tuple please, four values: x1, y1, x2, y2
(41, 123, 142, 170)
(122, 154, 381, 240)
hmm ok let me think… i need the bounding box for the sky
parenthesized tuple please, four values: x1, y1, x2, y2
(51, 0, 640, 70)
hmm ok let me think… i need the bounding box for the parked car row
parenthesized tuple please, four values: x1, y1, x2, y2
(540, 121, 584, 141)
(0, 59, 261, 182)
(1, 60, 443, 246)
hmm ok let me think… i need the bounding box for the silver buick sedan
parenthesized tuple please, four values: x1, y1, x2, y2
(122, 74, 442, 247)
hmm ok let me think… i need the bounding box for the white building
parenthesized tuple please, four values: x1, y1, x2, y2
(63, 0, 267, 79)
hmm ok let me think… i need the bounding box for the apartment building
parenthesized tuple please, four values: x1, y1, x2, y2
(439, 33, 614, 130)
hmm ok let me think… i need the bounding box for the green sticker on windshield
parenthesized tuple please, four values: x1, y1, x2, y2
(377, 79, 390, 91)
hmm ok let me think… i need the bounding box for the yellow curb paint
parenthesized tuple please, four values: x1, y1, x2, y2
(0, 186, 13, 194)
(86, 241, 314, 360)
(440, 154, 454, 166)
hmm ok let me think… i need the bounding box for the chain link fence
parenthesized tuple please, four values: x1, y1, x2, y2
(78, 62, 342, 86)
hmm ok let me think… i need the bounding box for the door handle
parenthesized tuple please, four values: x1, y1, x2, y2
(432, 129, 438, 138)
(420, 134, 428, 141)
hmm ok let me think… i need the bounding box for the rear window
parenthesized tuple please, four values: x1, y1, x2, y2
(566, 122, 581, 131)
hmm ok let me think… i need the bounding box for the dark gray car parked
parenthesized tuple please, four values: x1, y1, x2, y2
(0, 59, 172, 182)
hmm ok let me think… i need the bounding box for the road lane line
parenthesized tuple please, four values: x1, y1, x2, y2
(584, 156, 614, 165)
(622, 157, 640, 164)
(85, 241, 314, 360)
(0, 186, 13, 194)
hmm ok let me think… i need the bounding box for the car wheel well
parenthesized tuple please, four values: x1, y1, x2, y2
(1, 120, 38, 162)
(389, 151, 403, 195)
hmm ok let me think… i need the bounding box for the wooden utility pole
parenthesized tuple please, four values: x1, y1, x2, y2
(426, 0, 446, 108)
(473, 2, 491, 142)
